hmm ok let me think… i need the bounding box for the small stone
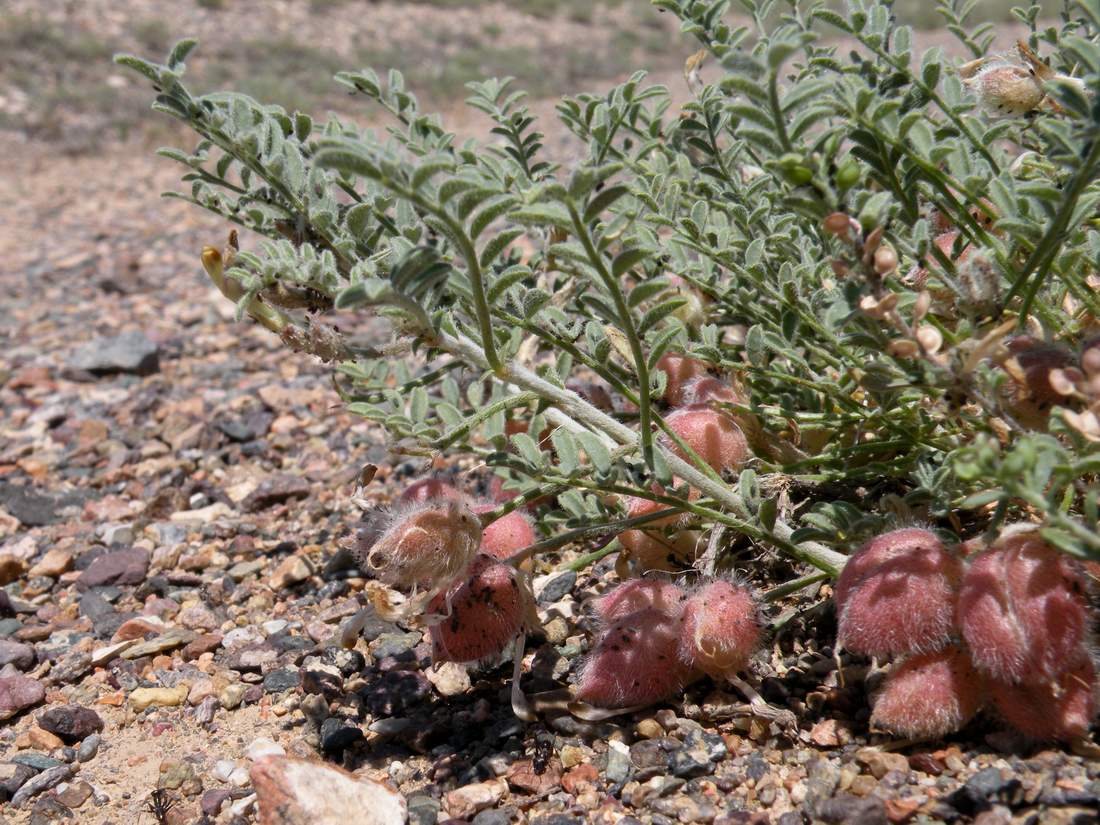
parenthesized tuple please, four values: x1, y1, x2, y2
(250, 755, 407, 824)
(38, 706, 104, 744)
(814, 793, 889, 825)
(0, 484, 90, 528)
(407, 794, 440, 825)
(11, 764, 72, 807)
(28, 548, 73, 579)
(0, 675, 45, 720)
(270, 556, 312, 589)
(202, 788, 234, 816)
(635, 719, 663, 739)
(77, 734, 101, 762)
(426, 662, 470, 697)
(856, 748, 910, 780)
(26, 727, 65, 751)
(472, 811, 512, 825)
(219, 682, 248, 710)
(158, 758, 196, 791)
(245, 738, 286, 762)
(242, 475, 311, 513)
(0, 640, 35, 671)
(371, 632, 421, 659)
(182, 632, 223, 660)
(121, 628, 195, 658)
(263, 668, 301, 694)
(536, 571, 577, 605)
(506, 758, 562, 795)
(76, 548, 149, 590)
(319, 717, 364, 753)
(213, 760, 238, 783)
(54, 779, 92, 809)
(130, 686, 189, 712)
(444, 778, 507, 819)
(605, 740, 633, 784)
(0, 554, 27, 586)
(11, 753, 64, 771)
(66, 331, 160, 376)
(0, 763, 36, 801)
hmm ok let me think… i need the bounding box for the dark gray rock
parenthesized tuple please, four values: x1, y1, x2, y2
(262, 668, 300, 693)
(472, 810, 513, 825)
(371, 632, 421, 659)
(407, 794, 440, 825)
(0, 763, 36, 802)
(11, 764, 72, 807)
(319, 717, 364, 753)
(37, 706, 103, 744)
(241, 474, 311, 512)
(76, 734, 101, 762)
(67, 331, 160, 377)
(536, 571, 576, 605)
(0, 484, 91, 527)
(10, 754, 64, 771)
(813, 794, 888, 825)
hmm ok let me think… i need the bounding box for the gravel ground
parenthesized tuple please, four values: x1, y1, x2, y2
(1, 3, 1096, 824)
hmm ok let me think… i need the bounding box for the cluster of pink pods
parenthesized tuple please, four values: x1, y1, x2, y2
(835, 526, 1096, 741)
(574, 577, 762, 709)
(354, 478, 537, 665)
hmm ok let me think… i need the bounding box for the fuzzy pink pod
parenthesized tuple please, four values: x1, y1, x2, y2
(870, 646, 985, 739)
(677, 580, 761, 678)
(592, 578, 688, 622)
(471, 503, 536, 562)
(400, 478, 462, 504)
(682, 376, 742, 407)
(989, 657, 1097, 741)
(957, 528, 1090, 684)
(574, 607, 697, 708)
(655, 353, 710, 406)
(834, 527, 962, 658)
(428, 554, 529, 663)
(354, 498, 482, 590)
(663, 406, 749, 473)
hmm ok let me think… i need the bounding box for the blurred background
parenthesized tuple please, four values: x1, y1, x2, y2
(0, 0, 1062, 154)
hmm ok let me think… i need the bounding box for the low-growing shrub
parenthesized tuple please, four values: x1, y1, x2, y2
(120, 0, 1100, 735)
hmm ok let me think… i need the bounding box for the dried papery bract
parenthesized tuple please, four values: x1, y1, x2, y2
(989, 657, 1097, 741)
(654, 353, 709, 406)
(662, 406, 750, 473)
(957, 527, 1090, 684)
(428, 554, 532, 663)
(354, 498, 482, 592)
(400, 478, 463, 504)
(870, 646, 985, 739)
(574, 606, 696, 709)
(677, 580, 761, 678)
(591, 578, 688, 622)
(618, 527, 703, 574)
(998, 337, 1077, 425)
(834, 527, 962, 658)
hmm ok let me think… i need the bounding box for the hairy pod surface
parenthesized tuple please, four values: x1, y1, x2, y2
(678, 580, 761, 678)
(591, 578, 688, 622)
(472, 503, 536, 561)
(989, 657, 1097, 741)
(574, 606, 696, 708)
(355, 499, 481, 591)
(957, 529, 1090, 683)
(663, 406, 750, 473)
(834, 527, 962, 658)
(400, 478, 462, 504)
(428, 554, 529, 663)
(655, 353, 709, 407)
(870, 645, 985, 739)
(618, 528, 702, 574)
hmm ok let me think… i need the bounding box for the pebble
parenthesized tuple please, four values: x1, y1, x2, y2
(11, 764, 72, 807)
(219, 682, 248, 710)
(121, 627, 196, 658)
(536, 571, 577, 604)
(0, 675, 45, 720)
(130, 685, 189, 711)
(246, 737, 287, 762)
(444, 778, 507, 819)
(77, 734, 101, 762)
(76, 548, 150, 590)
(250, 755, 407, 824)
(37, 706, 104, 744)
(66, 330, 160, 376)
(54, 778, 93, 809)
(426, 661, 471, 697)
(0, 639, 35, 671)
(319, 717, 364, 753)
(28, 548, 74, 579)
(201, 788, 235, 816)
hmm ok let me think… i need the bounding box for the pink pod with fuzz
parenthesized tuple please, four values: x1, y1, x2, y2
(472, 503, 536, 562)
(574, 606, 697, 709)
(662, 405, 750, 473)
(591, 578, 688, 622)
(654, 353, 710, 406)
(400, 478, 462, 504)
(353, 498, 481, 591)
(870, 645, 986, 739)
(678, 580, 761, 679)
(989, 656, 1097, 741)
(834, 527, 963, 658)
(957, 528, 1090, 684)
(428, 554, 532, 663)
(682, 376, 743, 407)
